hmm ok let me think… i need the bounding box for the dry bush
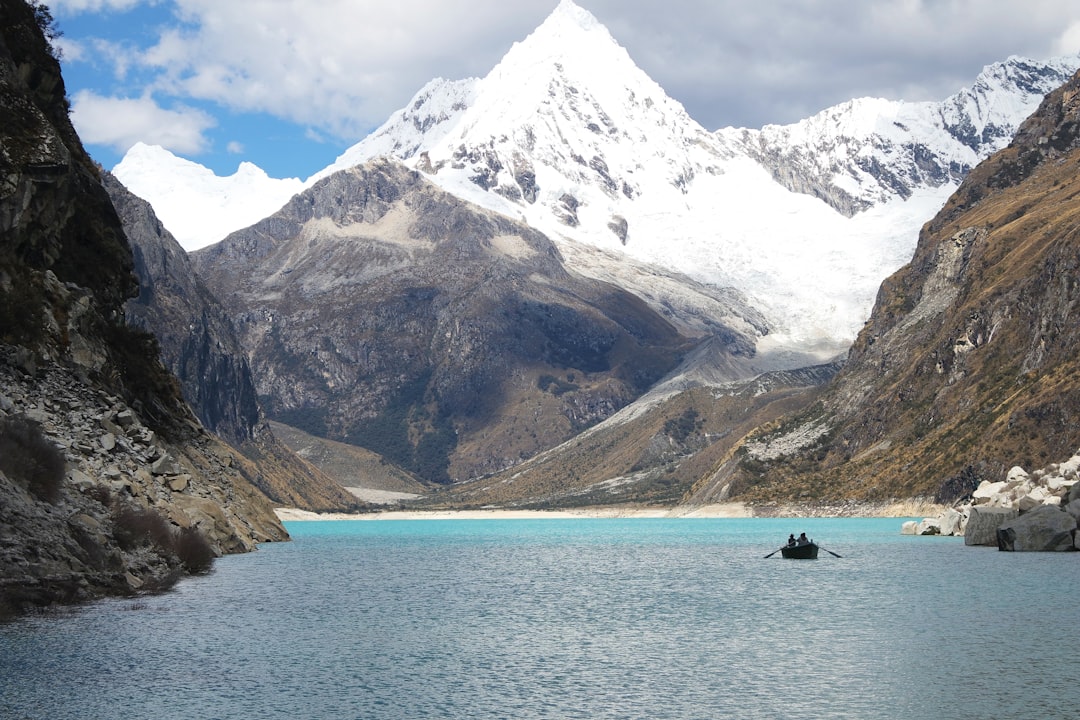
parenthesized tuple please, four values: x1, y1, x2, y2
(173, 526, 215, 574)
(0, 414, 66, 503)
(112, 506, 173, 551)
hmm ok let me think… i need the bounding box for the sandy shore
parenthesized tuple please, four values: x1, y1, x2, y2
(274, 503, 756, 522)
(274, 500, 941, 522)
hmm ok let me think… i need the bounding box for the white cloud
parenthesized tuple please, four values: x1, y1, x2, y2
(69, 90, 215, 155)
(1056, 21, 1080, 55)
(51, 0, 149, 12)
(56, 0, 1080, 149)
(54, 37, 85, 62)
(121, 0, 552, 140)
(226, 141, 244, 154)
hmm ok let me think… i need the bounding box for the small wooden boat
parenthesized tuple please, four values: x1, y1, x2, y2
(780, 542, 819, 559)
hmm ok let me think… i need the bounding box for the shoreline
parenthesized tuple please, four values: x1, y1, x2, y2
(275, 500, 941, 522)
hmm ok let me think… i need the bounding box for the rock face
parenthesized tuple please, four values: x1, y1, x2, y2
(0, 0, 286, 616)
(192, 160, 713, 483)
(1, 353, 288, 611)
(104, 172, 359, 512)
(963, 507, 1020, 546)
(708, 69, 1080, 505)
(104, 171, 261, 445)
(996, 504, 1076, 551)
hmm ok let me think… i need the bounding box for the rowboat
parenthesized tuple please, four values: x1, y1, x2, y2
(764, 539, 839, 559)
(780, 542, 819, 559)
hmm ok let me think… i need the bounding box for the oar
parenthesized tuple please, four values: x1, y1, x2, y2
(819, 546, 842, 558)
(763, 547, 784, 558)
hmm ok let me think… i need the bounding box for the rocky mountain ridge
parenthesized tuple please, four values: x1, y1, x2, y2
(731, 55, 1080, 217)
(0, 0, 288, 616)
(191, 159, 725, 484)
(104, 171, 359, 512)
(701, 66, 1080, 506)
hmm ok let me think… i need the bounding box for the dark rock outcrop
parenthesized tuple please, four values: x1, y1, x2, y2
(0, 0, 286, 617)
(103, 173, 359, 511)
(103, 172, 261, 444)
(996, 504, 1076, 551)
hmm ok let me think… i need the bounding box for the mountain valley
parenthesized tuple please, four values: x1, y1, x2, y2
(5, 0, 1080, 571)
(105, 1, 1080, 512)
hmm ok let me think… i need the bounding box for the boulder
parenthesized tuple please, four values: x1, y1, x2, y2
(1065, 501, 1080, 525)
(938, 508, 965, 536)
(167, 475, 191, 492)
(1069, 482, 1080, 505)
(1045, 476, 1073, 495)
(996, 505, 1077, 552)
(67, 468, 96, 491)
(972, 480, 1007, 503)
(1017, 487, 1052, 512)
(1005, 466, 1029, 483)
(965, 506, 1019, 546)
(150, 453, 181, 476)
(901, 520, 918, 535)
(1059, 454, 1080, 478)
(917, 518, 941, 535)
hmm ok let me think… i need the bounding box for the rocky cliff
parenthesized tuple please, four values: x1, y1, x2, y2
(104, 172, 359, 512)
(0, 0, 286, 617)
(707, 69, 1080, 505)
(192, 160, 727, 484)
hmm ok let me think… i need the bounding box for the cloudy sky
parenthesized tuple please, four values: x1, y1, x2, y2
(51, 0, 1080, 180)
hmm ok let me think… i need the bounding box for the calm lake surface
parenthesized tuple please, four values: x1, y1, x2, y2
(2, 517, 1078, 719)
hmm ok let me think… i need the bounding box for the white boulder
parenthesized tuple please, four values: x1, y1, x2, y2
(996, 505, 1077, 552)
(917, 518, 941, 535)
(965, 506, 1019, 546)
(973, 480, 1007, 502)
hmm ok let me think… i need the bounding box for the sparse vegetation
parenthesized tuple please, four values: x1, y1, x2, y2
(111, 505, 216, 573)
(29, 2, 63, 60)
(173, 526, 215, 574)
(538, 373, 579, 396)
(112, 506, 174, 551)
(664, 408, 701, 443)
(0, 414, 66, 503)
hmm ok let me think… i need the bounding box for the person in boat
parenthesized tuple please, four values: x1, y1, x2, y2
(797, 532, 809, 545)
(786, 534, 796, 546)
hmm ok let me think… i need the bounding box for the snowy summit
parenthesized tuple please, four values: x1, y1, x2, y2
(114, 0, 1080, 359)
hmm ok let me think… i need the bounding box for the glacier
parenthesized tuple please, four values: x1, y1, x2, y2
(113, 0, 1080, 362)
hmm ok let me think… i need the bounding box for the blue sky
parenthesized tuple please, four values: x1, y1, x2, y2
(50, 0, 1080, 181)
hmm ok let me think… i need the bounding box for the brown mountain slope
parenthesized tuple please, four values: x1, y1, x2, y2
(427, 363, 837, 509)
(191, 161, 751, 485)
(710, 70, 1080, 504)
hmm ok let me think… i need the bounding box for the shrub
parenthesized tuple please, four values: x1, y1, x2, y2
(0, 414, 66, 503)
(111, 505, 216, 574)
(82, 483, 113, 508)
(173, 526, 215, 574)
(112, 506, 173, 551)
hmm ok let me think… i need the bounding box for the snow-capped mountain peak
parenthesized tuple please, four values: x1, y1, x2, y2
(322, 0, 722, 215)
(731, 55, 1080, 218)
(113, 142, 305, 251)
(112, 1, 1080, 361)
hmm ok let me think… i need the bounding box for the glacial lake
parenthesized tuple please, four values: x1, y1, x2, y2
(2, 517, 1078, 719)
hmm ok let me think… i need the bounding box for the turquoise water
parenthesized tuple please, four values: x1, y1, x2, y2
(2, 517, 1077, 719)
